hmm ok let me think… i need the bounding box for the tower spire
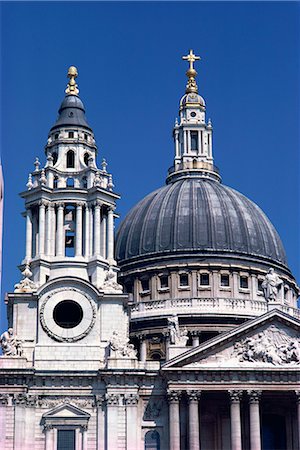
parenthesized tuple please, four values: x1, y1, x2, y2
(182, 49, 200, 94)
(65, 66, 79, 96)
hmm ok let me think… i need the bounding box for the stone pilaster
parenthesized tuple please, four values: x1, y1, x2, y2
(125, 394, 139, 450)
(229, 390, 243, 450)
(56, 202, 65, 256)
(167, 390, 181, 450)
(0, 394, 9, 450)
(84, 204, 90, 257)
(187, 390, 201, 450)
(94, 394, 106, 450)
(100, 213, 107, 258)
(13, 394, 37, 450)
(191, 331, 200, 347)
(107, 206, 115, 262)
(38, 200, 47, 256)
(94, 200, 101, 256)
(138, 334, 147, 362)
(106, 393, 120, 450)
(25, 208, 33, 260)
(296, 391, 300, 450)
(248, 390, 262, 450)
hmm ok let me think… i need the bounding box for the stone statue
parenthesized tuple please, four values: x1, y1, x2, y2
(109, 331, 137, 358)
(102, 269, 123, 294)
(0, 328, 23, 357)
(167, 314, 189, 346)
(261, 268, 283, 302)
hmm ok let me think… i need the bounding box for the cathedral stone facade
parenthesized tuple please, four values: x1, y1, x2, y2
(0, 53, 300, 450)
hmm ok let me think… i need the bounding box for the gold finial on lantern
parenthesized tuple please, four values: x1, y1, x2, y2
(182, 50, 200, 94)
(65, 66, 79, 95)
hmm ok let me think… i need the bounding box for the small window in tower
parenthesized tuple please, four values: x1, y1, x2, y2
(141, 278, 150, 292)
(66, 177, 74, 187)
(240, 276, 249, 289)
(200, 273, 210, 286)
(68, 131, 74, 138)
(52, 152, 58, 165)
(159, 275, 169, 289)
(82, 176, 88, 188)
(65, 231, 75, 257)
(84, 133, 88, 140)
(66, 150, 75, 168)
(53, 176, 58, 188)
(54, 133, 59, 140)
(190, 111, 196, 118)
(221, 274, 230, 287)
(190, 131, 198, 151)
(125, 282, 133, 294)
(179, 273, 189, 287)
(258, 279, 264, 292)
(84, 152, 90, 166)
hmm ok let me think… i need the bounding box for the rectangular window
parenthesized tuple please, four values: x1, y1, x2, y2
(220, 274, 230, 287)
(141, 279, 149, 292)
(190, 131, 198, 151)
(57, 430, 75, 450)
(159, 275, 169, 289)
(258, 279, 263, 292)
(68, 131, 74, 138)
(179, 273, 189, 287)
(240, 276, 249, 289)
(200, 273, 210, 286)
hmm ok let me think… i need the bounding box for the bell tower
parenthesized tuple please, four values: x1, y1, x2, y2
(20, 66, 118, 291)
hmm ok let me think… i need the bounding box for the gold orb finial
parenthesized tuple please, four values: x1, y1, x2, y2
(182, 49, 201, 94)
(65, 65, 79, 95)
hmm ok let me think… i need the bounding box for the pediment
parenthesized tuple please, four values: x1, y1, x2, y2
(43, 402, 90, 419)
(162, 309, 300, 370)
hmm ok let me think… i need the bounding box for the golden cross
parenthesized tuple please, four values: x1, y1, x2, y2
(182, 49, 201, 71)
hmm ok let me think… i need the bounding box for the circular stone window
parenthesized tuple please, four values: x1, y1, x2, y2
(40, 288, 96, 342)
(190, 111, 196, 117)
(53, 300, 83, 329)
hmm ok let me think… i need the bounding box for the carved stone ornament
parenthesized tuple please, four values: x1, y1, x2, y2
(13, 393, 38, 407)
(102, 269, 123, 294)
(105, 393, 120, 406)
(124, 394, 139, 406)
(167, 314, 188, 346)
(38, 396, 94, 408)
(167, 390, 182, 403)
(14, 264, 37, 293)
(231, 325, 300, 366)
(0, 394, 9, 405)
(186, 390, 201, 403)
(229, 390, 243, 403)
(93, 394, 106, 408)
(144, 399, 162, 420)
(247, 390, 262, 404)
(108, 331, 137, 359)
(0, 328, 23, 357)
(39, 287, 96, 342)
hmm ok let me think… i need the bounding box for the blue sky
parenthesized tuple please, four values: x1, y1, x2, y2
(0, 2, 299, 329)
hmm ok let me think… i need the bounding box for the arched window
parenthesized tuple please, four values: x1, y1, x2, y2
(66, 150, 75, 168)
(66, 177, 74, 187)
(145, 430, 160, 450)
(52, 152, 58, 165)
(81, 176, 88, 188)
(84, 152, 90, 166)
(53, 176, 58, 189)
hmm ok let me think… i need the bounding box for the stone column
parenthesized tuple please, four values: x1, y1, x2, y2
(248, 390, 262, 450)
(139, 335, 147, 362)
(84, 204, 90, 257)
(94, 200, 101, 256)
(76, 427, 83, 450)
(75, 203, 83, 257)
(49, 204, 56, 257)
(56, 202, 65, 257)
(45, 204, 53, 256)
(229, 390, 242, 450)
(175, 129, 180, 159)
(82, 425, 88, 450)
(107, 206, 115, 262)
(100, 213, 107, 258)
(125, 394, 139, 450)
(106, 393, 120, 450)
(38, 200, 46, 256)
(94, 395, 105, 450)
(25, 208, 33, 260)
(296, 391, 300, 450)
(167, 390, 181, 450)
(187, 390, 201, 450)
(0, 395, 8, 449)
(44, 424, 55, 450)
(233, 272, 239, 297)
(89, 205, 94, 256)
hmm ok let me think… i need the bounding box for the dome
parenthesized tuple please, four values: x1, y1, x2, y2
(180, 92, 205, 108)
(50, 94, 92, 131)
(116, 178, 288, 270)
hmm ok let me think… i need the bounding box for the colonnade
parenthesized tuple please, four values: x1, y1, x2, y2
(25, 200, 115, 261)
(167, 389, 300, 450)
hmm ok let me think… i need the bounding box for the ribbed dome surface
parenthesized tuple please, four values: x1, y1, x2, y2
(116, 178, 287, 267)
(50, 94, 92, 131)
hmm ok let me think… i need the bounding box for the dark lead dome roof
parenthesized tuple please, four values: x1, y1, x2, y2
(50, 94, 92, 131)
(116, 178, 288, 269)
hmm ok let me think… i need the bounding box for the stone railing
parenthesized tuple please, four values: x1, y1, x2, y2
(129, 297, 300, 320)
